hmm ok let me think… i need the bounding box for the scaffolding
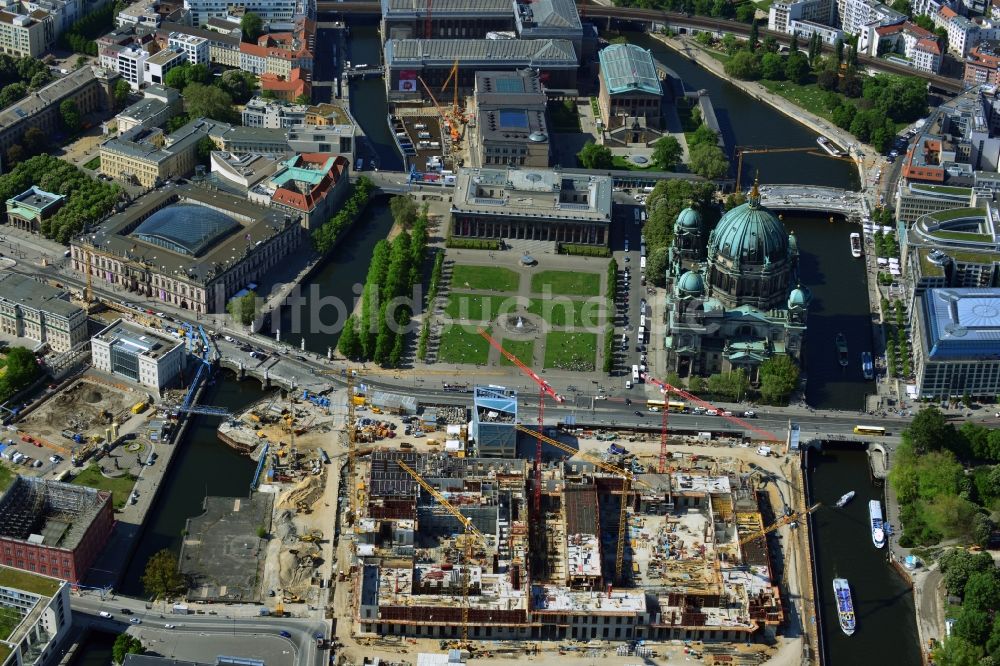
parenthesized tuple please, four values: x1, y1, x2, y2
(0, 477, 109, 549)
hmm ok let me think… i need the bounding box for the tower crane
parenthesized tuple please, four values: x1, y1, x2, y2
(734, 146, 855, 192)
(396, 459, 487, 644)
(641, 373, 781, 443)
(440, 59, 462, 123)
(514, 424, 655, 584)
(738, 503, 820, 546)
(477, 328, 563, 515)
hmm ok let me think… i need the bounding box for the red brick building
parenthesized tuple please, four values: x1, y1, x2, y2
(0, 476, 114, 583)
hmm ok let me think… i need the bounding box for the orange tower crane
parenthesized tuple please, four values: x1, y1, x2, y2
(417, 75, 459, 143)
(477, 328, 563, 514)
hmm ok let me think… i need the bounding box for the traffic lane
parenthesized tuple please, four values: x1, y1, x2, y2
(134, 627, 296, 666)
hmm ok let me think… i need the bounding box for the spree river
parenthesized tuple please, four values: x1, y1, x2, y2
(109, 22, 916, 666)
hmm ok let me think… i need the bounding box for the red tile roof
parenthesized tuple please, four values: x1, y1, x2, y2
(916, 38, 941, 55)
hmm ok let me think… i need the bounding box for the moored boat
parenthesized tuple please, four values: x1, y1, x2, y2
(833, 578, 856, 636)
(861, 352, 874, 380)
(817, 136, 844, 157)
(836, 333, 849, 367)
(836, 491, 855, 508)
(870, 500, 886, 549)
(850, 232, 862, 258)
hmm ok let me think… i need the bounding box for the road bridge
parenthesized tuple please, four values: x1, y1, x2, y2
(759, 184, 869, 217)
(343, 66, 384, 79)
(314, 1, 963, 93)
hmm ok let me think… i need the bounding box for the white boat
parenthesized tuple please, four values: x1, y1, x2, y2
(850, 232, 862, 258)
(870, 500, 886, 549)
(834, 578, 856, 636)
(835, 491, 855, 508)
(817, 136, 844, 157)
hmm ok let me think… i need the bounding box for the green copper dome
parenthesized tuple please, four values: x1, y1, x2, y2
(677, 270, 705, 296)
(788, 284, 811, 308)
(676, 206, 702, 231)
(708, 184, 788, 267)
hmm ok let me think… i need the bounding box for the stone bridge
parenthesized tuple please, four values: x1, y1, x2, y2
(758, 184, 869, 218)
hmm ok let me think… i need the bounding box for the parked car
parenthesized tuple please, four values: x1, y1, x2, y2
(279, 630, 292, 638)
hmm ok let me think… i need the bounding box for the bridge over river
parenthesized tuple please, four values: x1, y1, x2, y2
(759, 184, 868, 218)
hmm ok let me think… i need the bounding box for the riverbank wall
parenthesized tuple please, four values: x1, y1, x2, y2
(801, 444, 826, 666)
(651, 33, 870, 191)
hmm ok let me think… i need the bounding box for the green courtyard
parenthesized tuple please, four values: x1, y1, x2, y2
(450, 265, 520, 292)
(530, 270, 601, 297)
(543, 331, 598, 371)
(436, 325, 492, 365)
(71, 464, 137, 511)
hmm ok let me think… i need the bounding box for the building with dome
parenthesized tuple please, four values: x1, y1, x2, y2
(663, 182, 809, 379)
(70, 184, 301, 315)
(471, 70, 551, 169)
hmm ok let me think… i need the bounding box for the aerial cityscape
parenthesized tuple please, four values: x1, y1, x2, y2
(0, 0, 997, 666)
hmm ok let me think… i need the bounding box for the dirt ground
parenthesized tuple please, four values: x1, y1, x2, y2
(19, 377, 142, 448)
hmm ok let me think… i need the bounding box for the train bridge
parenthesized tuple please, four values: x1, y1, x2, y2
(315, 1, 963, 93)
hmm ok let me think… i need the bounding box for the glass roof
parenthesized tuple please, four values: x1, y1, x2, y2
(132, 204, 240, 256)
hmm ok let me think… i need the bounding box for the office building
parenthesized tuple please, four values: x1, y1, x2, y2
(450, 167, 613, 246)
(4, 187, 63, 234)
(0, 476, 114, 583)
(470, 70, 549, 168)
(0, 564, 72, 666)
(913, 288, 1000, 398)
(90, 319, 184, 391)
(157, 22, 240, 68)
(167, 31, 209, 65)
(767, 0, 835, 35)
(242, 97, 308, 128)
(100, 117, 225, 188)
(143, 47, 184, 86)
(902, 204, 1000, 293)
(182, 0, 313, 28)
(117, 46, 149, 90)
(597, 43, 662, 131)
(0, 273, 87, 353)
(71, 184, 302, 314)
(0, 9, 53, 58)
(470, 385, 517, 456)
(113, 84, 182, 135)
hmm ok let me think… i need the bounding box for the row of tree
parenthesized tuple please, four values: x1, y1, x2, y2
(311, 176, 373, 254)
(60, 0, 124, 55)
(417, 251, 445, 361)
(603, 258, 618, 374)
(616, 0, 756, 23)
(0, 155, 121, 243)
(933, 548, 1000, 664)
(338, 198, 430, 366)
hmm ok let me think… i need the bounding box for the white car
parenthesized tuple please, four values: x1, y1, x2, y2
(49, 455, 61, 463)
(99, 611, 112, 618)
(130, 617, 142, 625)
(164, 624, 176, 629)
(224, 335, 234, 343)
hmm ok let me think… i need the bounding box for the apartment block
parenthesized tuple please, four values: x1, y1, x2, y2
(0, 9, 53, 59)
(767, 0, 834, 35)
(0, 565, 72, 666)
(167, 30, 208, 65)
(117, 46, 149, 90)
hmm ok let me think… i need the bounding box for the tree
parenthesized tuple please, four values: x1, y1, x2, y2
(60, 99, 81, 134)
(141, 549, 185, 599)
(5, 144, 23, 167)
(164, 64, 190, 90)
(721, 33, 739, 55)
(22, 126, 46, 154)
(891, 0, 911, 12)
(724, 50, 761, 80)
(184, 83, 235, 122)
(294, 93, 311, 105)
(216, 70, 257, 104)
(935, 636, 985, 666)
(832, 103, 857, 130)
(689, 376, 706, 393)
(577, 141, 613, 169)
(651, 135, 683, 170)
(962, 570, 1000, 614)
(195, 136, 215, 165)
(112, 634, 144, 665)
(166, 113, 191, 133)
(688, 143, 729, 179)
(817, 69, 839, 91)
(689, 124, 720, 149)
(759, 355, 800, 404)
(241, 12, 264, 42)
(808, 32, 822, 63)
(748, 19, 759, 51)
(646, 246, 669, 287)
(904, 407, 953, 454)
(0, 82, 26, 109)
(940, 548, 995, 596)
(113, 78, 130, 109)
(760, 52, 785, 81)
(226, 290, 257, 326)
(784, 53, 810, 84)
(835, 38, 844, 63)
(337, 314, 362, 359)
(953, 608, 991, 646)
(389, 195, 418, 228)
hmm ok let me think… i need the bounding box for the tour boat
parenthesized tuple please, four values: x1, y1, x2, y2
(861, 352, 874, 380)
(835, 491, 855, 508)
(817, 136, 844, 157)
(836, 333, 849, 367)
(850, 232, 862, 258)
(870, 500, 886, 549)
(833, 578, 857, 635)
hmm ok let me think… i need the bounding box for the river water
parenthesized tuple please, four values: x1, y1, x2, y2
(108, 20, 916, 664)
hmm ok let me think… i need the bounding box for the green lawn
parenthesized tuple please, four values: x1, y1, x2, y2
(756, 78, 836, 123)
(450, 265, 520, 292)
(0, 462, 12, 493)
(70, 464, 137, 511)
(0, 567, 60, 597)
(444, 293, 519, 322)
(82, 156, 100, 170)
(437, 325, 492, 365)
(530, 270, 601, 297)
(526, 298, 605, 328)
(543, 331, 597, 371)
(0, 606, 21, 641)
(498, 339, 535, 366)
(612, 155, 657, 171)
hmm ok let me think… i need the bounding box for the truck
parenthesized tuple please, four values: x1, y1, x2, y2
(131, 402, 148, 414)
(171, 604, 190, 615)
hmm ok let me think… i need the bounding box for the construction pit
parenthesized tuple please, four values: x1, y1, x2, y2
(16, 376, 144, 458)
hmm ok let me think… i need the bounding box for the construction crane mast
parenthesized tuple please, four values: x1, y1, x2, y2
(440, 59, 462, 121)
(641, 373, 781, 442)
(477, 328, 563, 514)
(417, 76, 459, 143)
(738, 503, 820, 546)
(514, 424, 654, 583)
(396, 459, 486, 644)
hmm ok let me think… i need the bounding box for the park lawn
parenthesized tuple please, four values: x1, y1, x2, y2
(71, 464, 137, 510)
(437, 325, 492, 365)
(543, 331, 597, 371)
(526, 298, 604, 328)
(498, 339, 535, 367)
(0, 463, 12, 493)
(530, 270, 601, 297)
(82, 156, 100, 170)
(450, 264, 520, 292)
(756, 78, 836, 123)
(444, 293, 518, 322)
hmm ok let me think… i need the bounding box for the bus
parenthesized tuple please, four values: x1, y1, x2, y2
(632, 365, 640, 383)
(647, 400, 687, 412)
(853, 425, 886, 436)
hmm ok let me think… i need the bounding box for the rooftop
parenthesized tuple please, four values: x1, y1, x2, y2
(921, 288, 1000, 360)
(0, 273, 81, 319)
(531, 586, 646, 613)
(159, 21, 240, 46)
(6, 186, 64, 214)
(0, 565, 61, 598)
(133, 204, 240, 256)
(381, 0, 512, 17)
(386, 38, 577, 67)
(146, 48, 183, 66)
(0, 477, 111, 554)
(0, 67, 97, 131)
(94, 319, 181, 359)
(599, 43, 662, 96)
(515, 0, 582, 32)
(452, 167, 613, 222)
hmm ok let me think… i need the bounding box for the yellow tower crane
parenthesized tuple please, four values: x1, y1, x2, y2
(513, 424, 656, 584)
(738, 503, 821, 547)
(396, 458, 487, 645)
